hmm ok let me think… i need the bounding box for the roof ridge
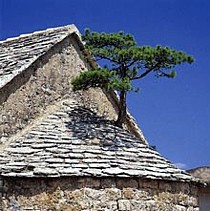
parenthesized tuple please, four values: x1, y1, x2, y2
(0, 24, 81, 90)
(0, 24, 79, 43)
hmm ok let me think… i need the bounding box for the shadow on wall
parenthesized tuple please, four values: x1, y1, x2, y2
(64, 106, 138, 151)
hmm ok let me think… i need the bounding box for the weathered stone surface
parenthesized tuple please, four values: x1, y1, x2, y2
(0, 25, 78, 90)
(0, 24, 202, 211)
(122, 188, 136, 199)
(0, 99, 198, 183)
(33, 167, 59, 176)
(117, 179, 138, 189)
(188, 166, 210, 183)
(0, 25, 120, 145)
(58, 168, 81, 175)
(0, 24, 148, 148)
(101, 178, 116, 188)
(0, 177, 199, 211)
(118, 199, 131, 211)
(5, 147, 41, 154)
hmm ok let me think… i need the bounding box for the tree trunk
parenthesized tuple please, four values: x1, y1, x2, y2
(116, 90, 127, 128)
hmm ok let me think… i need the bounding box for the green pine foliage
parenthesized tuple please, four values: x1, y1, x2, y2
(71, 29, 194, 127)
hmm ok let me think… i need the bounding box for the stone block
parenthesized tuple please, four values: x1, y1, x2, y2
(105, 188, 121, 200)
(130, 199, 148, 210)
(84, 177, 100, 188)
(107, 201, 118, 210)
(118, 199, 131, 211)
(179, 182, 190, 194)
(190, 184, 198, 196)
(134, 190, 149, 200)
(122, 188, 135, 199)
(76, 178, 86, 188)
(116, 178, 138, 189)
(140, 179, 158, 190)
(0, 177, 4, 187)
(101, 178, 116, 188)
(186, 207, 197, 211)
(176, 193, 189, 206)
(84, 188, 102, 200)
(33, 167, 59, 176)
(175, 204, 187, 211)
(158, 181, 172, 192)
(69, 189, 84, 200)
(188, 196, 198, 207)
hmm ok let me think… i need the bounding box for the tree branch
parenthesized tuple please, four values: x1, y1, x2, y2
(132, 69, 153, 80)
(158, 69, 171, 77)
(95, 54, 119, 64)
(132, 63, 161, 80)
(126, 60, 137, 68)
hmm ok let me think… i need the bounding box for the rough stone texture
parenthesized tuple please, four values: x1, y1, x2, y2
(0, 25, 78, 90)
(0, 24, 147, 145)
(0, 25, 202, 211)
(0, 26, 117, 143)
(188, 167, 210, 183)
(0, 99, 197, 183)
(187, 167, 210, 211)
(0, 177, 199, 211)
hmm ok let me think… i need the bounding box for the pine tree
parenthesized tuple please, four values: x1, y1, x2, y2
(72, 29, 194, 128)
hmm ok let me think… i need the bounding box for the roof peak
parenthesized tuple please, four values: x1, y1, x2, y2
(0, 24, 79, 43)
(0, 24, 81, 90)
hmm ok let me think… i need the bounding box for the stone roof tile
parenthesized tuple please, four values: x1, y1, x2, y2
(0, 24, 79, 89)
(0, 99, 197, 182)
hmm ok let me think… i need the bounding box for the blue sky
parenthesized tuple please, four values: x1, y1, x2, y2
(0, 0, 209, 170)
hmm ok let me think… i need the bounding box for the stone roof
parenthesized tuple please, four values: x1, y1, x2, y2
(0, 25, 198, 183)
(0, 99, 196, 182)
(0, 24, 79, 89)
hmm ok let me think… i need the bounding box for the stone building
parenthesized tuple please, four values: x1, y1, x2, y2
(0, 25, 204, 210)
(188, 167, 210, 211)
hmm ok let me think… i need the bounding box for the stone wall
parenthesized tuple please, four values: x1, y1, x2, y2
(188, 167, 210, 183)
(0, 35, 117, 143)
(0, 176, 199, 211)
